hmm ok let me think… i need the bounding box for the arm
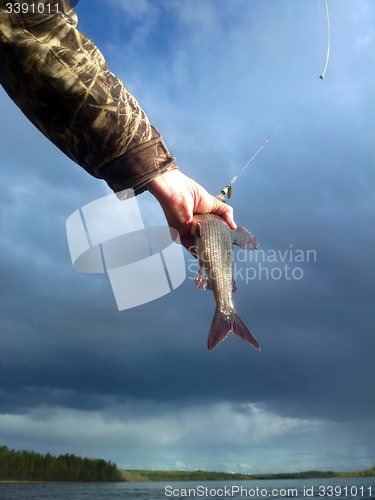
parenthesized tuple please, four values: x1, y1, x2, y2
(0, 0, 175, 194)
(0, 0, 236, 248)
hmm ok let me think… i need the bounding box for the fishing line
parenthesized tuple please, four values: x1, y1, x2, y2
(220, 0, 330, 200)
(221, 97, 304, 199)
(319, 0, 330, 79)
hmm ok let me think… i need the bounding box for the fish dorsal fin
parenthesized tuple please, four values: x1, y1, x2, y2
(232, 227, 258, 250)
(195, 268, 213, 291)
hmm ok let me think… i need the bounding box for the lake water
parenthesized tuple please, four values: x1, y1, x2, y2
(0, 476, 373, 500)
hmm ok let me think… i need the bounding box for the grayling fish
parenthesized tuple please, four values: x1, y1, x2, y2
(191, 213, 260, 351)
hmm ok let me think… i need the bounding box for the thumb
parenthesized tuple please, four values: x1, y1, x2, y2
(210, 198, 237, 230)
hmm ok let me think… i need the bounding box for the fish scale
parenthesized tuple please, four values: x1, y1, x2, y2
(191, 213, 261, 351)
(207, 221, 233, 313)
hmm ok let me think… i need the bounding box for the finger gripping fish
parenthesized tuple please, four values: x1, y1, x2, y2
(191, 214, 260, 352)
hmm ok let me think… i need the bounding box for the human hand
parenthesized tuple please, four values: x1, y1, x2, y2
(146, 168, 236, 251)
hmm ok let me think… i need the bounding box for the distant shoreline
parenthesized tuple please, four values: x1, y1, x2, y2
(1, 469, 374, 484)
(2, 446, 374, 484)
(118, 468, 375, 482)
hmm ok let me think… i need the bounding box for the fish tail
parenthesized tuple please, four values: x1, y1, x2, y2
(207, 308, 261, 351)
(207, 309, 231, 351)
(231, 310, 260, 351)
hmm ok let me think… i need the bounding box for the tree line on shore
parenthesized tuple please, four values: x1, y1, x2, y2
(120, 467, 375, 482)
(1, 444, 374, 483)
(0, 445, 122, 482)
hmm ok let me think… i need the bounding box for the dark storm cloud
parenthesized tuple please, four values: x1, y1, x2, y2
(1, 270, 373, 422)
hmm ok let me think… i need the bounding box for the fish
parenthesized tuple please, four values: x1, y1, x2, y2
(191, 213, 260, 352)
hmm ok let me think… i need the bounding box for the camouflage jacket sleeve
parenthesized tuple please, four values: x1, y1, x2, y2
(0, 0, 176, 195)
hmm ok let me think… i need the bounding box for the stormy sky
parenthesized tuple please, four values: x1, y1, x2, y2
(0, 0, 374, 473)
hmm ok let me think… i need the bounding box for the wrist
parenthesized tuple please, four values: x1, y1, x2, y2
(146, 167, 181, 202)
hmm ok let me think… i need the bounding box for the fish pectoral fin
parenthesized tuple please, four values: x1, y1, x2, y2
(195, 268, 213, 290)
(232, 227, 258, 250)
(194, 221, 202, 238)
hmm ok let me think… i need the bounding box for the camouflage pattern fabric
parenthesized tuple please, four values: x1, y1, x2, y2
(0, 0, 176, 195)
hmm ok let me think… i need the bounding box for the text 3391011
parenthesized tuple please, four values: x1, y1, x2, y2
(5, 3, 59, 14)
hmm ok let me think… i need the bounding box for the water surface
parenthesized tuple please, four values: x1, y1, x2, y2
(0, 476, 373, 500)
